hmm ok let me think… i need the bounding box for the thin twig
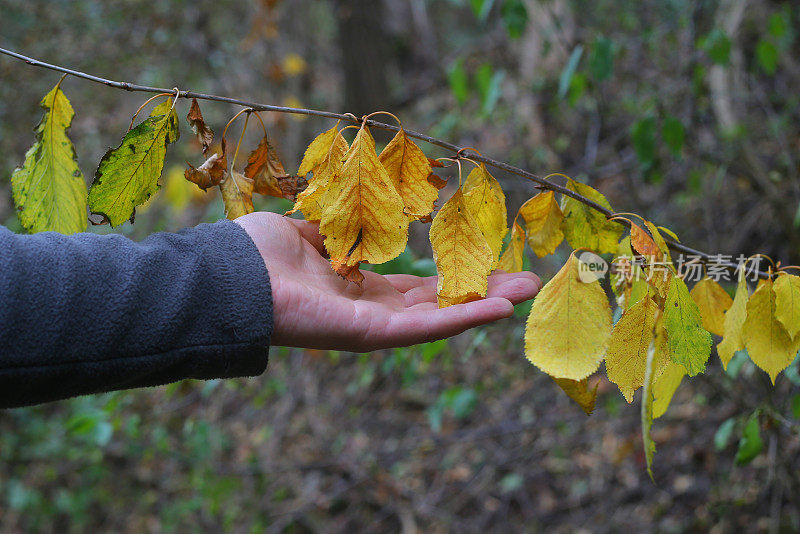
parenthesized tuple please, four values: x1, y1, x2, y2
(0, 46, 770, 278)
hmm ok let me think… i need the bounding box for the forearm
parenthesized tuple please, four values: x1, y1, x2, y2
(0, 220, 273, 408)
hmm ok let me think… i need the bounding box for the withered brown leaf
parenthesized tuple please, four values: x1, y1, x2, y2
(186, 98, 214, 154)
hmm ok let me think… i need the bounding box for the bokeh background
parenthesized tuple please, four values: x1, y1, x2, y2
(2, 0, 800, 532)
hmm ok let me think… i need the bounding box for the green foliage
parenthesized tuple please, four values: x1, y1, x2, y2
(661, 115, 685, 157)
(735, 415, 764, 465)
(588, 36, 614, 81)
(664, 276, 712, 376)
(755, 40, 779, 75)
(558, 45, 584, 100)
(447, 59, 469, 105)
(714, 417, 736, 451)
(631, 116, 657, 167)
(500, 0, 528, 39)
(699, 29, 731, 66)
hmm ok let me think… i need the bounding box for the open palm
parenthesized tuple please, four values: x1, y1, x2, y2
(236, 212, 541, 352)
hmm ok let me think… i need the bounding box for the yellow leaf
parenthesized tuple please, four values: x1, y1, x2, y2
(553, 377, 599, 415)
(742, 278, 800, 383)
(220, 170, 254, 220)
(297, 123, 339, 177)
(560, 179, 623, 254)
(518, 191, 564, 257)
(524, 254, 612, 380)
(717, 272, 749, 370)
(319, 124, 409, 271)
(774, 274, 800, 340)
(378, 129, 438, 218)
(652, 361, 686, 419)
(606, 296, 670, 402)
(164, 165, 205, 212)
(11, 81, 87, 234)
(463, 164, 508, 266)
(498, 221, 525, 273)
(690, 277, 733, 337)
(290, 130, 348, 221)
(664, 276, 712, 376)
(430, 187, 493, 307)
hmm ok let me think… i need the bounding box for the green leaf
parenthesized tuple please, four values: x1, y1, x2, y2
(469, 0, 494, 21)
(756, 40, 779, 75)
(735, 416, 763, 465)
(661, 115, 685, 157)
(88, 98, 180, 226)
(500, 0, 528, 39)
(558, 45, 584, 99)
(700, 29, 731, 66)
(768, 12, 788, 39)
(791, 395, 800, 419)
(475, 63, 505, 116)
(714, 418, 736, 451)
(664, 276, 713, 376)
(631, 117, 657, 166)
(448, 60, 469, 105)
(11, 80, 87, 234)
(588, 36, 614, 81)
(560, 178, 623, 254)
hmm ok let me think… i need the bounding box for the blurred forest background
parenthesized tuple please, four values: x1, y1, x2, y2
(2, 0, 800, 532)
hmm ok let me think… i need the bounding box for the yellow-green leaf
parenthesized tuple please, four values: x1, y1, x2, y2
(319, 124, 409, 272)
(717, 272, 749, 370)
(524, 254, 612, 380)
(430, 187, 493, 307)
(498, 220, 525, 273)
(220, 170, 254, 220)
(553, 377, 599, 415)
(774, 274, 800, 340)
(652, 361, 686, 419)
(463, 164, 508, 266)
(606, 296, 669, 402)
(690, 277, 733, 337)
(560, 178, 623, 254)
(518, 191, 564, 257)
(378, 129, 437, 218)
(664, 276, 712, 376)
(88, 98, 179, 226)
(743, 278, 800, 383)
(11, 81, 87, 234)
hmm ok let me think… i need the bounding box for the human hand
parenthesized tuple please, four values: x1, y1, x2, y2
(235, 212, 541, 352)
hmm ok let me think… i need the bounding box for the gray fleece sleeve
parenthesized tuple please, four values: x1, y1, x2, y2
(0, 219, 272, 408)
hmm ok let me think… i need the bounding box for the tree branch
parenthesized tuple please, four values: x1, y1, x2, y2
(0, 46, 770, 279)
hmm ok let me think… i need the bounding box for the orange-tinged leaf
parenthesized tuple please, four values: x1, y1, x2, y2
(717, 272, 749, 369)
(430, 187, 493, 307)
(427, 173, 447, 190)
(297, 123, 339, 177)
(186, 98, 213, 154)
(518, 191, 564, 257)
(644, 220, 672, 263)
(378, 129, 438, 218)
(553, 377, 599, 415)
(463, 164, 508, 266)
(524, 254, 612, 380)
(245, 134, 290, 197)
(498, 221, 525, 273)
(290, 131, 348, 221)
(319, 124, 409, 271)
(742, 278, 800, 383)
(220, 170, 254, 220)
(690, 277, 733, 337)
(630, 221, 660, 259)
(774, 274, 800, 340)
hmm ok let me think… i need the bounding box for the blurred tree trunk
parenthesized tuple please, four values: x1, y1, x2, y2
(335, 0, 392, 117)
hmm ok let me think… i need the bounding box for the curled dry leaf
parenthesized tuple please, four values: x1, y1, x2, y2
(186, 98, 214, 154)
(245, 134, 298, 199)
(427, 173, 447, 190)
(185, 151, 227, 191)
